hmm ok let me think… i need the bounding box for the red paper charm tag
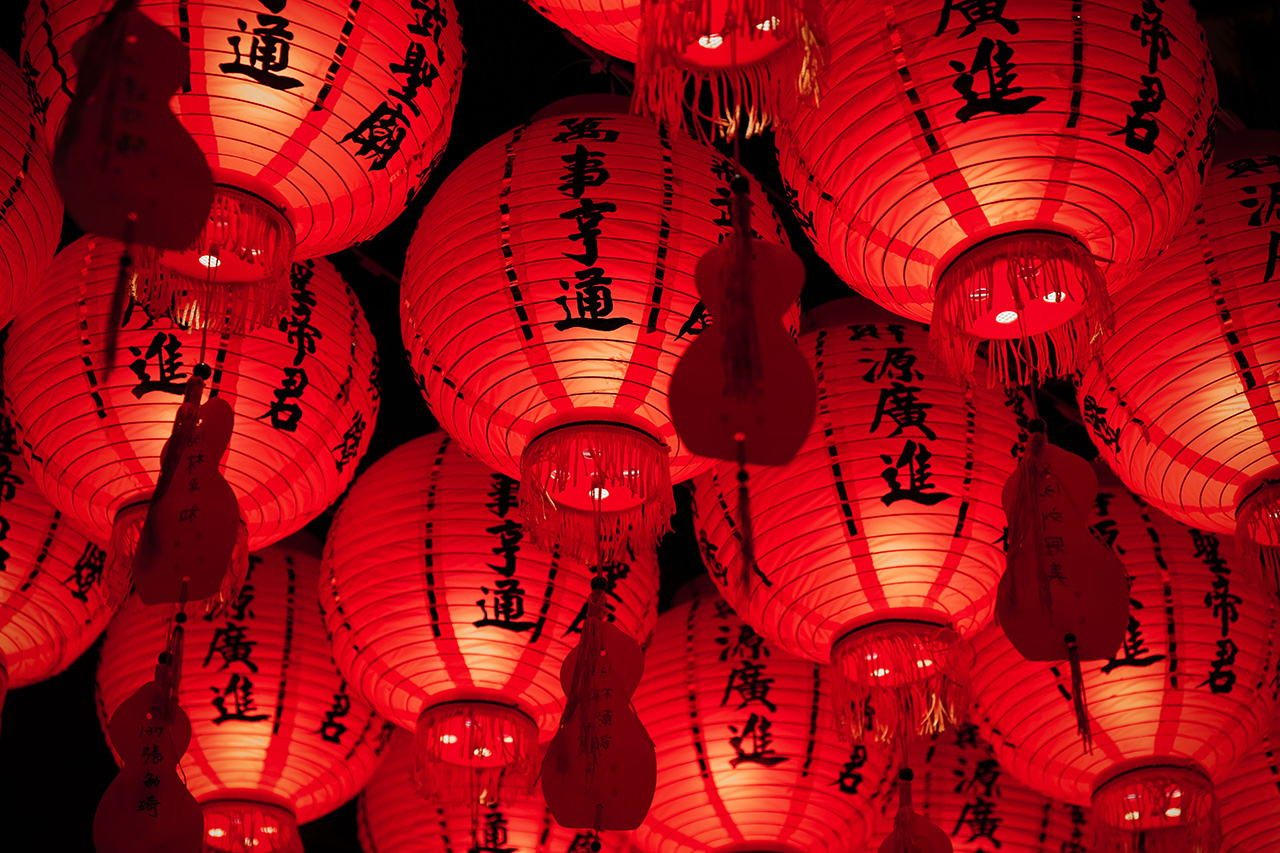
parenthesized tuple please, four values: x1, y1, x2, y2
(997, 420, 1128, 749)
(541, 585, 657, 831)
(878, 768, 953, 853)
(133, 394, 240, 605)
(53, 1, 213, 248)
(93, 680, 202, 853)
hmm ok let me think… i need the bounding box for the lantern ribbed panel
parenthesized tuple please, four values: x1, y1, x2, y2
(523, 1, 640, 60)
(0, 411, 115, 690)
(1215, 729, 1280, 853)
(863, 726, 1093, 853)
(690, 313, 1022, 664)
(774, 0, 1215, 323)
(23, 0, 464, 260)
(0, 54, 61, 329)
(357, 729, 635, 853)
(3, 235, 378, 552)
(319, 431, 659, 736)
(969, 485, 1277, 806)
(400, 105, 786, 492)
(632, 588, 894, 853)
(96, 541, 392, 826)
(1078, 131, 1280, 537)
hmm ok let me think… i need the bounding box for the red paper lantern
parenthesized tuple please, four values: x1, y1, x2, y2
(319, 431, 659, 804)
(96, 539, 393, 853)
(969, 483, 1276, 853)
(632, 583, 895, 853)
(1077, 131, 1280, 591)
(3, 236, 378, 597)
(526, 1, 824, 137)
(400, 98, 788, 565)
(0, 410, 115, 719)
(357, 728, 636, 853)
(774, 0, 1216, 384)
(1215, 728, 1280, 853)
(0, 53, 62, 329)
(690, 301, 1023, 742)
(864, 725, 1093, 853)
(24, 0, 464, 328)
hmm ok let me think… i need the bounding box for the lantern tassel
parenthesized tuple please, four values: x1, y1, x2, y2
(520, 422, 673, 567)
(633, 0, 825, 139)
(412, 701, 538, 807)
(931, 232, 1113, 386)
(1064, 632, 1093, 754)
(200, 800, 303, 853)
(735, 434, 756, 594)
(1092, 763, 1220, 853)
(1235, 478, 1280, 597)
(556, 581, 609, 784)
(831, 621, 969, 744)
(132, 186, 293, 333)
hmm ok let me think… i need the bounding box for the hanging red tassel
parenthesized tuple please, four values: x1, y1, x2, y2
(1092, 761, 1221, 853)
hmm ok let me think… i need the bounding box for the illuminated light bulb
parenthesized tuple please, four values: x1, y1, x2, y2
(1043, 291, 1068, 303)
(622, 468, 640, 477)
(208, 829, 227, 838)
(969, 287, 990, 300)
(1165, 807, 1182, 818)
(503, 735, 515, 743)
(262, 827, 277, 834)
(698, 34, 724, 48)
(198, 254, 221, 268)
(588, 486, 610, 500)
(1124, 811, 1141, 821)
(439, 733, 458, 744)
(872, 667, 890, 677)
(995, 310, 1019, 324)
(916, 659, 934, 668)
(474, 747, 493, 758)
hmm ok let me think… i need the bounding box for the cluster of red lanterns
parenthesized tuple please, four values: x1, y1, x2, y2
(2, 2, 1280, 853)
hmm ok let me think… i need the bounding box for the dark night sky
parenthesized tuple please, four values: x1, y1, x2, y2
(1, 0, 1278, 850)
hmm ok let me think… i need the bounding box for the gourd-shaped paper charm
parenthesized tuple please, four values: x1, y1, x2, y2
(541, 581, 656, 830)
(996, 419, 1128, 749)
(669, 176, 815, 590)
(93, 677, 202, 853)
(878, 768, 952, 853)
(132, 373, 241, 606)
(53, 0, 213, 248)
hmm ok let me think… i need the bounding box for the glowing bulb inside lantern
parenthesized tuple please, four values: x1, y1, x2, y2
(916, 659, 934, 668)
(622, 468, 640, 477)
(589, 486, 610, 500)
(969, 287, 990, 300)
(474, 747, 492, 758)
(1124, 811, 1141, 821)
(756, 17, 780, 31)
(262, 827, 277, 835)
(872, 667, 890, 677)
(1043, 291, 1067, 303)
(1165, 807, 1182, 818)
(198, 254, 222, 269)
(208, 829, 226, 838)
(995, 310, 1019, 324)
(699, 34, 724, 48)
(503, 735, 515, 743)
(439, 734, 458, 744)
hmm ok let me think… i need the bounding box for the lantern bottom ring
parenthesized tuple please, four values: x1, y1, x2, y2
(201, 798, 302, 853)
(1091, 758, 1219, 853)
(1235, 468, 1280, 597)
(412, 699, 539, 806)
(830, 617, 969, 745)
(520, 420, 674, 567)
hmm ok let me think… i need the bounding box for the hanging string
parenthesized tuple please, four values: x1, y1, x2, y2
(102, 211, 137, 378)
(156, 579, 189, 725)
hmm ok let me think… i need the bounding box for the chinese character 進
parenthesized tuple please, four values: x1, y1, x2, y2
(128, 332, 187, 399)
(1101, 598, 1167, 672)
(211, 673, 270, 724)
(728, 713, 788, 768)
(879, 441, 954, 507)
(950, 37, 1045, 122)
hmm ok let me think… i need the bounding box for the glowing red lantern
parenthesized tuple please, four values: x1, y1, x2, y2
(97, 539, 393, 853)
(3, 236, 378, 596)
(864, 725, 1093, 853)
(526, 1, 824, 137)
(400, 98, 787, 565)
(1216, 728, 1280, 853)
(358, 728, 636, 853)
(24, 0, 464, 328)
(1077, 131, 1280, 591)
(969, 483, 1276, 853)
(690, 301, 1023, 742)
(0, 54, 62, 329)
(774, 0, 1216, 384)
(319, 431, 659, 804)
(632, 582, 894, 853)
(0, 410, 115, 721)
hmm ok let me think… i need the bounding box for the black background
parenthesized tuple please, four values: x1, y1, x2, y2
(1, 0, 1278, 849)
